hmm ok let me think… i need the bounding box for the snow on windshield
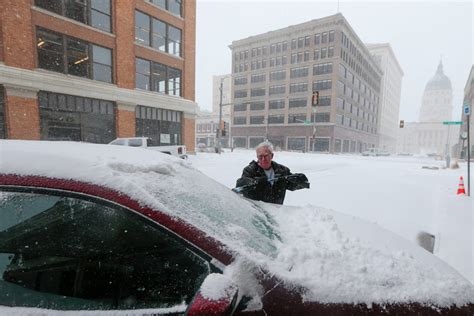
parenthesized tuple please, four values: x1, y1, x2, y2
(1, 140, 473, 306)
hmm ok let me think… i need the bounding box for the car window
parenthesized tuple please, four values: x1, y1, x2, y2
(110, 139, 125, 145)
(128, 139, 143, 147)
(0, 191, 210, 312)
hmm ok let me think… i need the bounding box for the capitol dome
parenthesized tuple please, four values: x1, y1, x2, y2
(425, 61, 452, 91)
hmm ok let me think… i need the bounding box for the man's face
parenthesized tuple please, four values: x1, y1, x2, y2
(256, 147, 273, 170)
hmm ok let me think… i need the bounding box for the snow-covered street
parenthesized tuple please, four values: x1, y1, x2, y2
(189, 150, 473, 284)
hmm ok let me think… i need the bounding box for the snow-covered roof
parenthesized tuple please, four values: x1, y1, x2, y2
(1, 140, 473, 307)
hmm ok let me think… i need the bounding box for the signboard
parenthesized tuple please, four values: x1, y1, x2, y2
(442, 121, 463, 125)
(463, 103, 471, 116)
(160, 134, 171, 143)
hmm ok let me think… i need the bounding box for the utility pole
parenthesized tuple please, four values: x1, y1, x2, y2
(216, 79, 224, 154)
(311, 91, 319, 151)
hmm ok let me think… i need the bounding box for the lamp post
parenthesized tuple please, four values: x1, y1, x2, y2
(215, 79, 224, 154)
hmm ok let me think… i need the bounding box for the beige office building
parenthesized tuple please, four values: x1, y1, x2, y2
(366, 43, 404, 153)
(229, 13, 382, 153)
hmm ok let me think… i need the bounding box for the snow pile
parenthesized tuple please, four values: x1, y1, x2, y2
(1, 141, 473, 307)
(265, 205, 473, 306)
(199, 273, 237, 301)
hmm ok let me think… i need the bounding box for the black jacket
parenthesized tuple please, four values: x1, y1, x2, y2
(236, 160, 295, 205)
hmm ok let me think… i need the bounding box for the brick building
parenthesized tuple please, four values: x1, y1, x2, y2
(0, 0, 196, 152)
(229, 13, 382, 153)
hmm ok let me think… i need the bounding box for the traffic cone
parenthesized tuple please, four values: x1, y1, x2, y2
(457, 176, 466, 195)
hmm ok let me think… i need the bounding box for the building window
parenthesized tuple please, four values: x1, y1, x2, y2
(297, 37, 304, 48)
(322, 32, 328, 43)
(314, 138, 330, 152)
(314, 33, 320, 45)
(135, 10, 182, 57)
(0, 86, 5, 139)
(313, 113, 330, 123)
(328, 46, 334, 57)
(249, 137, 265, 148)
(37, 28, 112, 83)
(234, 89, 247, 98)
(233, 116, 247, 125)
(270, 70, 286, 81)
(268, 115, 284, 124)
(92, 45, 112, 83)
(149, 0, 182, 17)
(289, 82, 308, 94)
(321, 47, 327, 59)
(289, 98, 307, 108)
(249, 101, 265, 111)
(288, 114, 307, 124)
(269, 99, 285, 110)
(38, 91, 115, 143)
(317, 96, 331, 106)
(329, 30, 335, 42)
(282, 41, 288, 51)
(250, 116, 264, 124)
(35, 0, 112, 32)
(290, 66, 309, 78)
(135, 58, 181, 96)
(313, 62, 333, 75)
(291, 39, 297, 49)
(234, 76, 248, 85)
(250, 88, 266, 97)
(304, 51, 309, 61)
(233, 137, 247, 148)
(314, 49, 320, 60)
(288, 137, 306, 151)
(136, 105, 182, 145)
(336, 114, 343, 125)
(233, 103, 247, 112)
(313, 79, 332, 91)
(269, 85, 286, 95)
(251, 73, 266, 83)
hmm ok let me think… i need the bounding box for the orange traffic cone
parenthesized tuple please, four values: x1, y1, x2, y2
(457, 176, 466, 195)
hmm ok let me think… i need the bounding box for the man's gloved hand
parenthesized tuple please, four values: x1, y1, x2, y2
(287, 173, 310, 190)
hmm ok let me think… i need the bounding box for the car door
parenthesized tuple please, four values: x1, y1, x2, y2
(0, 188, 215, 314)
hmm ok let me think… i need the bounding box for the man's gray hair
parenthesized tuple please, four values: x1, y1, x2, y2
(255, 141, 274, 153)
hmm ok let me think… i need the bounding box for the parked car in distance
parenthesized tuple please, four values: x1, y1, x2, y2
(0, 140, 473, 315)
(109, 137, 187, 159)
(362, 148, 391, 156)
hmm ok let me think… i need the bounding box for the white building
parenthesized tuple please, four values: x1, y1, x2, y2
(397, 61, 458, 156)
(366, 43, 404, 153)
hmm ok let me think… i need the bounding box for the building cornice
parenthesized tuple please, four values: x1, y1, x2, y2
(0, 64, 197, 115)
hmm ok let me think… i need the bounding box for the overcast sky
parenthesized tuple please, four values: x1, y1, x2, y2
(195, 0, 473, 122)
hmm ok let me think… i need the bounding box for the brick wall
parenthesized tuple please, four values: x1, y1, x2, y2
(183, 0, 196, 101)
(183, 117, 195, 153)
(5, 95, 40, 139)
(115, 108, 136, 138)
(1, 0, 35, 69)
(115, 1, 135, 89)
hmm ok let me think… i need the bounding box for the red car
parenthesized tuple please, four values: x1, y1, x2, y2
(0, 140, 472, 315)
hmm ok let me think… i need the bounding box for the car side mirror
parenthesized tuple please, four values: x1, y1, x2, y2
(186, 273, 239, 316)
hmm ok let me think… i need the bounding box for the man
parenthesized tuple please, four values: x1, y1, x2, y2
(235, 141, 309, 205)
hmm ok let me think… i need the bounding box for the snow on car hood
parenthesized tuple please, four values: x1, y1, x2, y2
(1, 140, 473, 307)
